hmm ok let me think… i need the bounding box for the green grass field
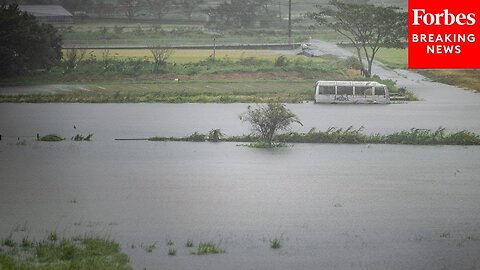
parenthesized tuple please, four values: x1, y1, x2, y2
(374, 48, 408, 69)
(345, 47, 408, 70)
(58, 23, 311, 47)
(8, 16, 480, 102)
(2, 46, 415, 103)
(0, 80, 316, 103)
(71, 49, 303, 63)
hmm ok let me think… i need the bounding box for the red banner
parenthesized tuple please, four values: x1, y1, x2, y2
(408, 0, 480, 68)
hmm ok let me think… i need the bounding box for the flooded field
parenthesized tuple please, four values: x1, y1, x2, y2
(0, 140, 479, 269)
(1, 99, 480, 142)
(0, 101, 480, 269)
(1, 43, 480, 269)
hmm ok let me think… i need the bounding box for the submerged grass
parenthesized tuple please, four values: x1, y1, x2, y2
(39, 134, 64, 142)
(71, 133, 93, 141)
(185, 239, 194, 248)
(149, 127, 480, 146)
(191, 242, 224, 255)
(276, 127, 480, 145)
(0, 235, 131, 270)
(168, 247, 177, 256)
(270, 238, 282, 249)
(143, 242, 157, 253)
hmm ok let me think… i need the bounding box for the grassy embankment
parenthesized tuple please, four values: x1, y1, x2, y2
(149, 127, 480, 146)
(0, 234, 131, 269)
(1, 51, 397, 103)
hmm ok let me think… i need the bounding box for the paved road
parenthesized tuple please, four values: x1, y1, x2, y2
(307, 39, 480, 104)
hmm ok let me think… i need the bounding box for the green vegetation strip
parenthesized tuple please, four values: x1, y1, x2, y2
(0, 235, 131, 270)
(1, 49, 420, 103)
(149, 127, 480, 146)
(0, 81, 315, 103)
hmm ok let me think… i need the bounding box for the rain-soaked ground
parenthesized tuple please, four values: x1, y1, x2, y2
(1, 42, 480, 269)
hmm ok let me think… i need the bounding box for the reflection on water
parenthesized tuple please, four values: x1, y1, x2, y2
(1, 140, 479, 270)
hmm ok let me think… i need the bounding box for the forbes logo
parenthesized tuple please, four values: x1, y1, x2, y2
(412, 9, 476, 26)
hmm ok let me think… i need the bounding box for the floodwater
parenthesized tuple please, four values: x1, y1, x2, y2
(1, 140, 480, 270)
(1, 42, 480, 269)
(1, 102, 480, 270)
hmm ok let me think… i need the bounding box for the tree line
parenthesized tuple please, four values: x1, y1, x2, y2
(6, 0, 278, 27)
(1, 1, 408, 78)
(0, 4, 62, 77)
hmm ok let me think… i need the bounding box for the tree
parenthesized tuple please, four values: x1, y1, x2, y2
(14, 0, 57, 4)
(150, 46, 172, 73)
(240, 103, 302, 147)
(177, 0, 203, 20)
(92, 0, 116, 17)
(118, 0, 143, 20)
(63, 48, 86, 72)
(308, 0, 407, 77)
(61, 0, 95, 13)
(208, 129, 224, 142)
(0, 4, 62, 77)
(207, 0, 272, 28)
(146, 0, 171, 20)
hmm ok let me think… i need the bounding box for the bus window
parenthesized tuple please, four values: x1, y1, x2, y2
(356, 86, 373, 95)
(319, 86, 335, 95)
(337, 86, 353, 95)
(375, 87, 386, 95)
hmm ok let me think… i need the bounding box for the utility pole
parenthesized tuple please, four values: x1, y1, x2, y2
(288, 0, 292, 45)
(213, 36, 216, 63)
(278, 1, 282, 24)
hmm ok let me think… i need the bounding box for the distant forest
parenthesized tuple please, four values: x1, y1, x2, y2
(5, 0, 406, 27)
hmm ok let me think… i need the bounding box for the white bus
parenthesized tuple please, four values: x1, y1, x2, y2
(314, 81, 390, 104)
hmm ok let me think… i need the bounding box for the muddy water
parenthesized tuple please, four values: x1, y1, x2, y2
(1, 140, 480, 270)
